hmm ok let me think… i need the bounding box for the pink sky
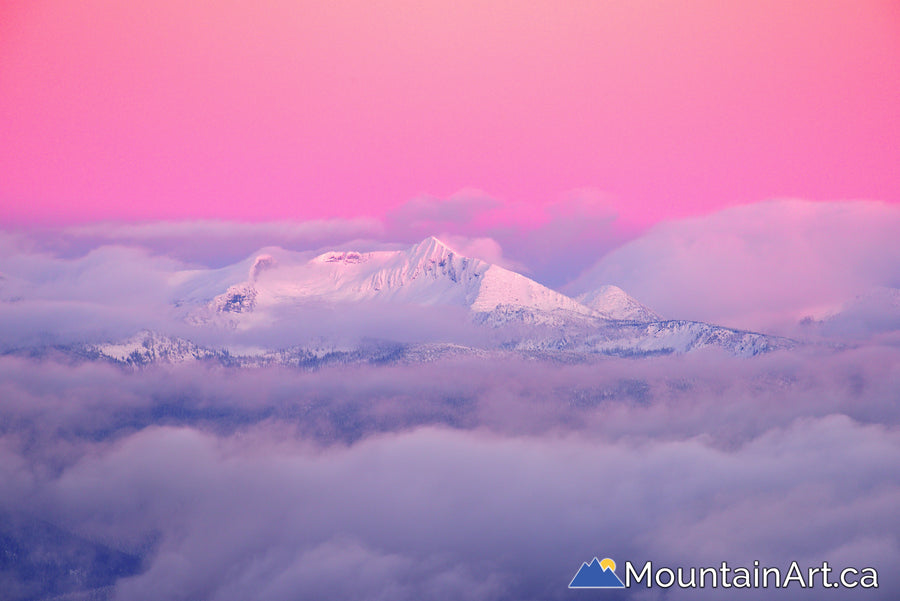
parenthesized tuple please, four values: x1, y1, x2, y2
(1, 1, 898, 227)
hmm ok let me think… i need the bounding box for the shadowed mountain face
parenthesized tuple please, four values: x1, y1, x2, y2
(0, 512, 141, 601)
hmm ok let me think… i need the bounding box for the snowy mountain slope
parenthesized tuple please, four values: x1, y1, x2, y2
(180, 237, 594, 320)
(576, 284, 661, 322)
(86, 331, 415, 369)
(91, 330, 224, 365)
(475, 306, 792, 357)
(84, 306, 793, 368)
(83, 318, 791, 368)
(169, 248, 301, 307)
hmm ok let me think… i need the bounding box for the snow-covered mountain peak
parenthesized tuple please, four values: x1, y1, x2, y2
(185, 236, 597, 317)
(397, 236, 481, 277)
(407, 235, 456, 259)
(577, 284, 661, 322)
(472, 266, 591, 315)
(76, 236, 794, 363)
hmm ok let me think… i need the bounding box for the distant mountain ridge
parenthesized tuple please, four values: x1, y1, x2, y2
(69, 237, 793, 364)
(1, 237, 795, 365)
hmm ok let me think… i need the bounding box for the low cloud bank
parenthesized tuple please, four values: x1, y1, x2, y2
(0, 346, 898, 600)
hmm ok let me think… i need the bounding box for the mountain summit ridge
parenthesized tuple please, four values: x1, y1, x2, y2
(195, 236, 596, 318)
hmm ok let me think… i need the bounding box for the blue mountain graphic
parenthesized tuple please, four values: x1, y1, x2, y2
(569, 557, 626, 588)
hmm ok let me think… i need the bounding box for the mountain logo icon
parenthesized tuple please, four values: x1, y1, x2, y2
(569, 557, 626, 589)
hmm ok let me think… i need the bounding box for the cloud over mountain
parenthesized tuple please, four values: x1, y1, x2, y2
(570, 200, 900, 333)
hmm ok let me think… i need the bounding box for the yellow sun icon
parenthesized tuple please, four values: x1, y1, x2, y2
(600, 558, 616, 572)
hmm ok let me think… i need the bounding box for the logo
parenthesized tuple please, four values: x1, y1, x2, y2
(568, 557, 879, 591)
(569, 557, 626, 589)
